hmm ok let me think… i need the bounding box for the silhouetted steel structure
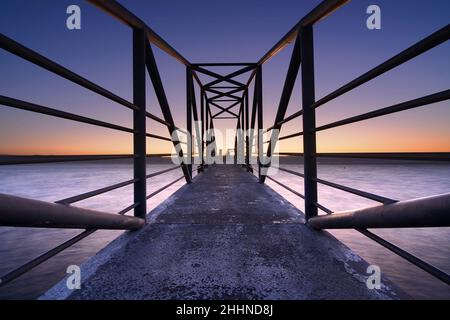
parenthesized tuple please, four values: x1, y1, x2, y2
(0, 0, 449, 289)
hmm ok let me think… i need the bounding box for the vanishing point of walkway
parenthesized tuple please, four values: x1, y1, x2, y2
(42, 165, 401, 300)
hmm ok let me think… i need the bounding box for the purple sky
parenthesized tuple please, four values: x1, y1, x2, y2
(0, 0, 449, 154)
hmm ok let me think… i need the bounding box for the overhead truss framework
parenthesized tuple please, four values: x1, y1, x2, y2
(190, 63, 257, 120)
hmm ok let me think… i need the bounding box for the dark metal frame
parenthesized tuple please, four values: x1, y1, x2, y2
(251, 0, 450, 285)
(0, 0, 449, 289)
(0, 0, 204, 287)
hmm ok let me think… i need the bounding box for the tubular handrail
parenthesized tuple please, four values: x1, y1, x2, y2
(278, 131, 304, 141)
(256, 0, 350, 66)
(146, 133, 176, 143)
(0, 193, 145, 230)
(55, 179, 138, 205)
(254, 0, 450, 287)
(315, 90, 450, 132)
(146, 112, 171, 127)
(0, 95, 135, 134)
(266, 175, 305, 200)
(313, 24, 450, 109)
(275, 152, 450, 161)
(1, 0, 449, 292)
(308, 194, 450, 285)
(146, 165, 181, 179)
(0, 200, 139, 287)
(0, 33, 138, 111)
(314, 177, 397, 204)
(309, 193, 450, 229)
(269, 166, 396, 204)
(0, 0, 200, 289)
(265, 109, 303, 133)
(357, 228, 450, 285)
(146, 176, 185, 200)
(88, 0, 191, 67)
(0, 154, 137, 166)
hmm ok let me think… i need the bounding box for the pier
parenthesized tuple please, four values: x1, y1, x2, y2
(0, 0, 449, 299)
(41, 165, 399, 299)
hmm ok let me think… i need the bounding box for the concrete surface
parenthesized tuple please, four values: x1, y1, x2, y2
(41, 165, 404, 300)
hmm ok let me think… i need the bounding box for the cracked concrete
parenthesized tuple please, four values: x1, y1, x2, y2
(41, 165, 405, 300)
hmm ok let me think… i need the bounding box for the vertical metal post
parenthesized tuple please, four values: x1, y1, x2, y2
(249, 80, 258, 173)
(186, 67, 193, 177)
(301, 25, 318, 220)
(256, 66, 263, 182)
(190, 82, 201, 171)
(236, 111, 241, 164)
(240, 99, 245, 166)
(209, 116, 216, 158)
(200, 88, 205, 170)
(245, 90, 250, 170)
(133, 28, 147, 219)
(205, 97, 209, 165)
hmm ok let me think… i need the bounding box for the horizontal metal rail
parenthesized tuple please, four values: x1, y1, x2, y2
(315, 90, 450, 132)
(265, 132, 304, 145)
(0, 193, 145, 230)
(277, 152, 304, 156)
(314, 202, 333, 215)
(308, 193, 450, 229)
(314, 177, 397, 204)
(146, 176, 185, 200)
(0, 154, 137, 165)
(210, 99, 242, 102)
(191, 64, 249, 88)
(0, 33, 138, 111)
(206, 87, 244, 100)
(145, 133, 173, 142)
(266, 175, 305, 200)
(278, 131, 304, 141)
(275, 152, 450, 161)
(146, 133, 187, 144)
(313, 25, 450, 109)
(146, 165, 180, 179)
(314, 152, 450, 161)
(357, 229, 450, 285)
(269, 167, 395, 206)
(265, 109, 303, 132)
(0, 201, 138, 287)
(204, 64, 255, 88)
(274, 166, 305, 178)
(308, 196, 450, 284)
(214, 117, 239, 119)
(0, 95, 134, 133)
(146, 112, 171, 127)
(192, 62, 256, 67)
(56, 178, 138, 205)
(208, 86, 244, 89)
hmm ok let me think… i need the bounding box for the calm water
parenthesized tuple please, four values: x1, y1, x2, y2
(0, 162, 449, 299)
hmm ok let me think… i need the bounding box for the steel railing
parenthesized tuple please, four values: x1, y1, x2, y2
(0, 0, 209, 287)
(248, 0, 450, 285)
(0, 0, 449, 291)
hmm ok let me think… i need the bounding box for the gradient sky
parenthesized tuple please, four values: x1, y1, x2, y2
(0, 0, 449, 155)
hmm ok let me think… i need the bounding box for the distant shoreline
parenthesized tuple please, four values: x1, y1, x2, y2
(1, 153, 449, 165)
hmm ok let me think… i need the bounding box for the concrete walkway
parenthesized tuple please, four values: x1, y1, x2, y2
(42, 165, 402, 299)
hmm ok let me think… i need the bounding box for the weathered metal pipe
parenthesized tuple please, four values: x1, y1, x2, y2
(309, 193, 450, 229)
(308, 193, 450, 229)
(0, 193, 145, 230)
